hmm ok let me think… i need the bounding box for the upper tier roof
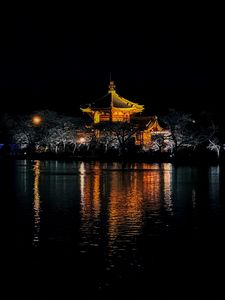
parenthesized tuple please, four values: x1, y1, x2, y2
(81, 81, 144, 112)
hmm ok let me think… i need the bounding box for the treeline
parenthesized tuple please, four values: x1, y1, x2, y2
(0, 109, 224, 163)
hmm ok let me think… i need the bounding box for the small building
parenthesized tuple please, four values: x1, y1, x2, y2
(134, 115, 166, 146)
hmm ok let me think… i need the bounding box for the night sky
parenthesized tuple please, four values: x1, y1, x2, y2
(1, 7, 225, 118)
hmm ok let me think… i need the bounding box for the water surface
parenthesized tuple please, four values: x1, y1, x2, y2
(7, 160, 225, 297)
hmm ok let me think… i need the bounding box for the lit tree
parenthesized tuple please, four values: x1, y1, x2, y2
(162, 109, 223, 161)
(46, 120, 80, 154)
(12, 110, 79, 154)
(203, 119, 221, 159)
(190, 112, 222, 159)
(207, 138, 221, 159)
(95, 122, 139, 156)
(161, 109, 197, 155)
(12, 114, 37, 152)
(150, 134, 165, 153)
(13, 132, 29, 150)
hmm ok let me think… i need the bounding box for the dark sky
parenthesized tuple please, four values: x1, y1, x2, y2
(1, 6, 225, 117)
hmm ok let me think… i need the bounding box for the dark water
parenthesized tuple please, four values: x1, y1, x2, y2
(3, 160, 225, 298)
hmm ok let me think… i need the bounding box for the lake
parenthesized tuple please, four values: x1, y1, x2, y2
(3, 160, 225, 298)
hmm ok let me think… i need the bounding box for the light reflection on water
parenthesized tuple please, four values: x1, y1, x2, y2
(14, 160, 224, 295)
(15, 161, 223, 249)
(32, 160, 41, 246)
(78, 162, 174, 270)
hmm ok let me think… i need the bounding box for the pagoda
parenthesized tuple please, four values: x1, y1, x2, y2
(80, 81, 144, 124)
(133, 115, 166, 146)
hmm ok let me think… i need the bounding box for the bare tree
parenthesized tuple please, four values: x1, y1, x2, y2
(161, 109, 197, 154)
(95, 122, 139, 156)
(12, 110, 77, 154)
(150, 134, 165, 153)
(207, 138, 221, 159)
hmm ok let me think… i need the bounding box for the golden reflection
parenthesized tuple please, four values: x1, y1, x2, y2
(141, 163, 161, 208)
(162, 163, 173, 213)
(108, 170, 142, 242)
(33, 160, 41, 247)
(79, 161, 101, 221)
(79, 162, 101, 249)
(79, 162, 174, 252)
(108, 163, 164, 245)
(92, 162, 101, 217)
(79, 162, 85, 205)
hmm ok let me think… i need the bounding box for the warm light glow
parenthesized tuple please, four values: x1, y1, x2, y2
(162, 163, 173, 213)
(79, 162, 175, 260)
(79, 162, 101, 251)
(79, 162, 85, 204)
(79, 137, 86, 144)
(92, 162, 101, 217)
(32, 115, 42, 125)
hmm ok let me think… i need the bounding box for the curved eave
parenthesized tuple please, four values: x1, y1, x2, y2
(146, 121, 164, 132)
(80, 107, 92, 113)
(119, 96, 144, 109)
(112, 91, 145, 110)
(113, 102, 144, 111)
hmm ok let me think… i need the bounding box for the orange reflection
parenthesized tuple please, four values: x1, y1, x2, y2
(108, 169, 143, 242)
(79, 162, 100, 217)
(33, 160, 41, 246)
(92, 162, 101, 217)
(79, 162, 85, 205)
(79, 162, 102, 249)
(162, 163, 173, 213)
(79, 162, 174, 251)
(79, 162, 101, 220)
(107, 163, 165, 245)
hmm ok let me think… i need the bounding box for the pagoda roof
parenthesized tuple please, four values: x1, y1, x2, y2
(132, 115, 165, 132)
(80, 81, 144, 113)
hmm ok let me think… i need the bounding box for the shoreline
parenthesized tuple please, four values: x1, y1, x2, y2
(1, 153, 223, 166)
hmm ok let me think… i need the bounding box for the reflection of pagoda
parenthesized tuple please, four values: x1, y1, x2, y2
(80, 81, 144, 123)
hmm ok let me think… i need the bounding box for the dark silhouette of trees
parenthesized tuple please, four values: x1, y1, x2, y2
(12, 110, 84, 155)
(7, 108, 224, 162)
(94, 122, 139, 156)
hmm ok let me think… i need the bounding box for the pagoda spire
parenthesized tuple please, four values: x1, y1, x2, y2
(108, 73, 116, 92)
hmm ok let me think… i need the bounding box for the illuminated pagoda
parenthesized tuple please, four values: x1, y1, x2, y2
(80, 80, 167, 148)
(80, 81, 144, 123)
